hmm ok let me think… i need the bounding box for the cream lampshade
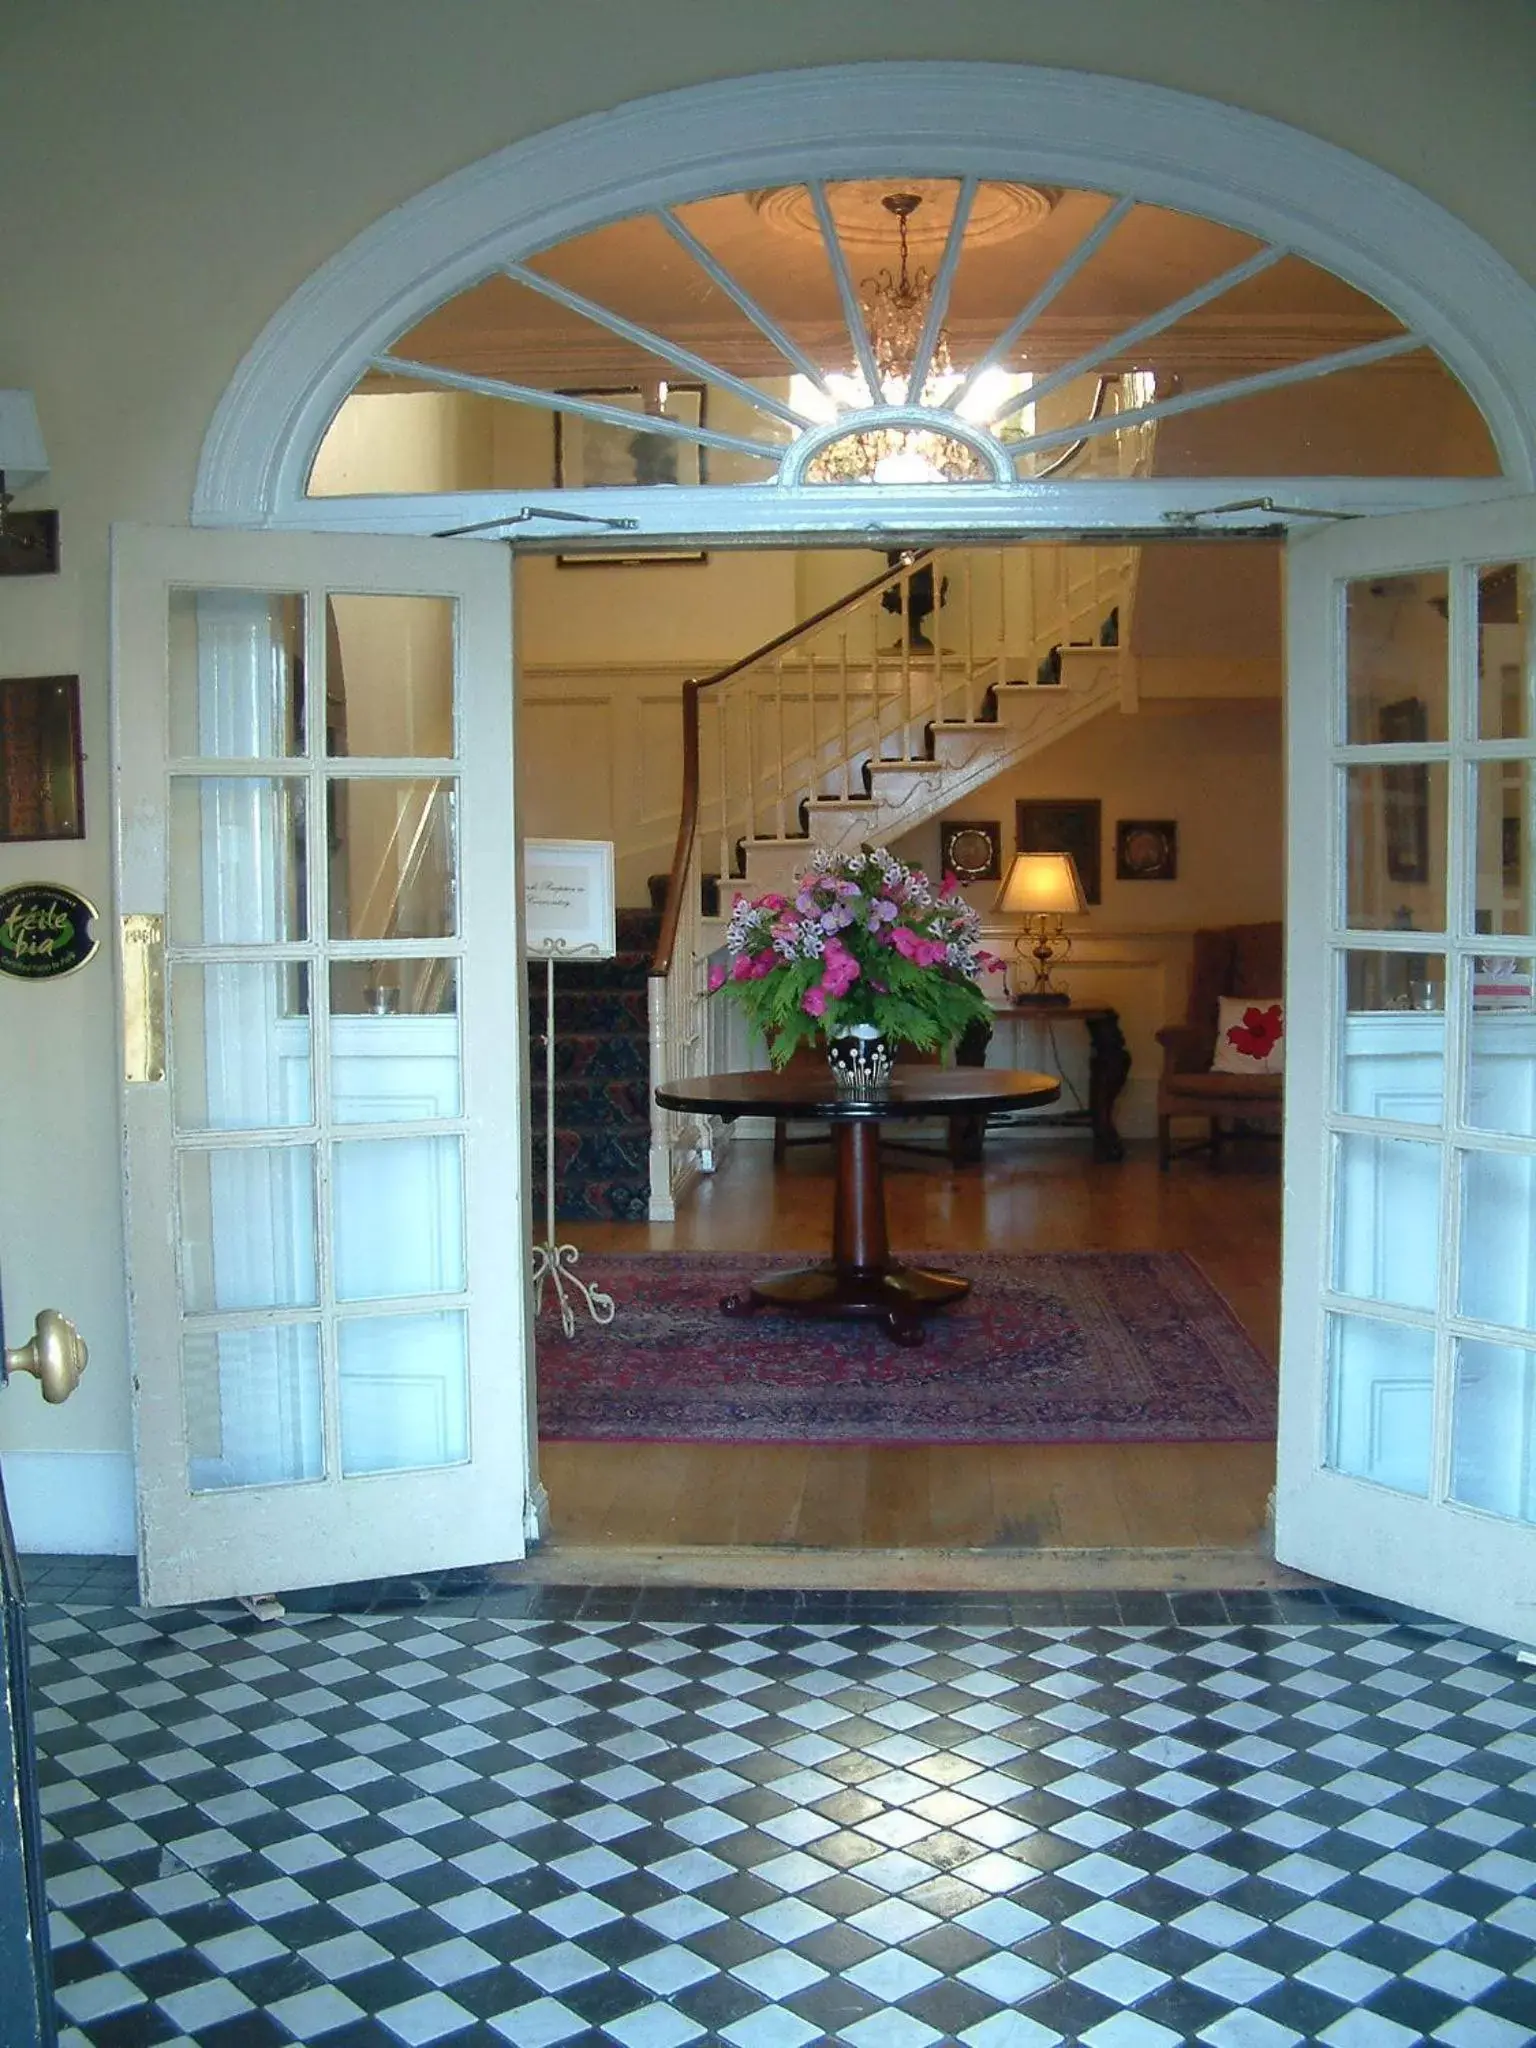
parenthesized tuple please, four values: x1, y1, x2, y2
(993, 850, 1088, 1004)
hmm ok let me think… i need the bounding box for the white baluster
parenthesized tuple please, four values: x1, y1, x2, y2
(774, 655, 787, 841)
(839, 630, 851, 802)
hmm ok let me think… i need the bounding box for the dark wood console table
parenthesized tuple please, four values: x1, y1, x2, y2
(654, 1067, 1060, 1345)
(963, 1004, 1131, 1162)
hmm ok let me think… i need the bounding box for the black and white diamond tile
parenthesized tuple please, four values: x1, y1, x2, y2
(27, 1591, 1536, 2046)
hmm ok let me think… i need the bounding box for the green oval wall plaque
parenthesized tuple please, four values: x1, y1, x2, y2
(0, 882, 100, 981)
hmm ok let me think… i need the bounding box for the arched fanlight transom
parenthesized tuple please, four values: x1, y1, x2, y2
(323, 167, 1465, 504)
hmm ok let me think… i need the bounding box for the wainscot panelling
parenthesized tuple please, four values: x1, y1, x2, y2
(521, 668, 691, 903)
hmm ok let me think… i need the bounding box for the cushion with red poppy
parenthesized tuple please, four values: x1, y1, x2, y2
(1210, 995, 1285, 1075)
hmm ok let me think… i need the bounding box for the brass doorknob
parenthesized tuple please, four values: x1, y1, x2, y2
(6, 1310, 89, 1404)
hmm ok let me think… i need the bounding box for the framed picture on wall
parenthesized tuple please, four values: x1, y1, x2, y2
(1115, 818, 1178, 881)
(1016, 798, 1102, 904)
(0, 675, 85, 841)
(939, 819, 1002, 884)
(553, 384, 709, 566)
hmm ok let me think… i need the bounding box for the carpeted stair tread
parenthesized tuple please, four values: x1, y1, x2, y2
(537, 986, 650, 1033)
(545, 1032, 651, 1081)
(530, 952, 654, 992)
(530, 1075, 651, 1127)
(532, 1129, 650, 1179)
(530, 903, 659, 1221)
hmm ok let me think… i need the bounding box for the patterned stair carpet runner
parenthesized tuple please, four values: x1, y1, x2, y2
(537, 1250, 1277, 1445)
(530, 905, 659, 1224)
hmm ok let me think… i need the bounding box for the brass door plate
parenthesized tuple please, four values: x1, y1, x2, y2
(121, 912, 166, 1083)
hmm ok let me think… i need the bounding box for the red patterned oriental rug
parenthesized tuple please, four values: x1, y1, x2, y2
(536, 1251, 1276, 1446)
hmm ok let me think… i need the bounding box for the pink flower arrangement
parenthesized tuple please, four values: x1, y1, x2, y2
(707, 846, 1003, 1066)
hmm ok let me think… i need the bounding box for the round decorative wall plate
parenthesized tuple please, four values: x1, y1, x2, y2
(940, 821, 1002, 884)
(1115, 820, 1178, 882)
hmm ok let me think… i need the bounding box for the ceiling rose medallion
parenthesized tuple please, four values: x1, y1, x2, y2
(746, 179, 1057, 252)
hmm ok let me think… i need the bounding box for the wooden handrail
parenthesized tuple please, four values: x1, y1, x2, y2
(693, 549, 934, 693)
(650, 550, 933, 976)
(652, 677, 703, 982)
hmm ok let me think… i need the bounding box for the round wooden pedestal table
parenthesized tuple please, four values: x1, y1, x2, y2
(653, 1066, 1061, 1345)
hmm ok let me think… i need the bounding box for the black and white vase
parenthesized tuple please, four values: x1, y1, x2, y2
(826, 1024, 893, 1098)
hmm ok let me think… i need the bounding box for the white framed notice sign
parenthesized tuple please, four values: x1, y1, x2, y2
(523, 838, 616, 959)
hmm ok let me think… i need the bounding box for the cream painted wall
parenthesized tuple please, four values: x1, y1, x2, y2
(1, 1, 1533, 1501)
(915, 699, 1285, 932)
(903, 697, 1286, 1110)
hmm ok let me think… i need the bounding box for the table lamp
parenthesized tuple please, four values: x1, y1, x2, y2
(994, 850, 1088, 1004)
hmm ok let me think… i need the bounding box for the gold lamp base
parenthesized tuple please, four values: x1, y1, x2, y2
(1012, 916, 1073, 1005)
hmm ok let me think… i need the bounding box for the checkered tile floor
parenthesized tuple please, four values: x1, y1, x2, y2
(27, 1573, 1536, 2046)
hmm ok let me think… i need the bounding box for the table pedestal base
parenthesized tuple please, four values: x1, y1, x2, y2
(721, 1261, 969, 1347)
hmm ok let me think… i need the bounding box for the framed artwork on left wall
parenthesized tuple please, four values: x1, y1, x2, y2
(0, 675, 84, 840)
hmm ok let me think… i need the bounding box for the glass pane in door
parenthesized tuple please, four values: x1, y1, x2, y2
(1450, 1338, 1536, 1521)
(169, 591, 305, 758)
(1338, 950, 1445, 1123)
(1458, 1149, 1536, 1333)
(169, 778, 309, 944)
(178, 1146, 318, 1312)
(327, 778, 458, 940)
(332, 1135, 465, 1301)
(326, 594, 456, 758)
(183, 1325, 323, 1492)
(1326, 1311, 1435, 1497)
(1344, 764, 1447, 932)
(1473, 761, 1531, 939)
(1466, 954, 1536, 1136)
(329, 960, 461, 1123)
(1476, 561, 1531, 741)
(1332, 1131, 1442, 1310)
(338, 1310, 468, 1476)
(1345, 572, 1448, 744)
(171, 963, 312, 1130)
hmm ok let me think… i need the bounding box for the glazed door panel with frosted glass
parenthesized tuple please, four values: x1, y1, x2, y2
(114, 527, 529, 1608)
(1278, 498, 1536, 1641)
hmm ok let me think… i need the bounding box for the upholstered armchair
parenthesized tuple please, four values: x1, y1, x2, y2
(1157, 921, 1284, 1168)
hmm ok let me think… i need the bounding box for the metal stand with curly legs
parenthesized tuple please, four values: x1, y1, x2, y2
(530, 950, 616, 1338)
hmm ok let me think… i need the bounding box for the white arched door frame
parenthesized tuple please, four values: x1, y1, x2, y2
(167, 64, 1536, 1633)
(194, 61, 1536, 541)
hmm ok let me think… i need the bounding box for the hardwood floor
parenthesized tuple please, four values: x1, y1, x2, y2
(541, 1131, 1280, 1555)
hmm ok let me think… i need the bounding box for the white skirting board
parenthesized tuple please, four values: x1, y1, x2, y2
(1, 1451, 137, 1556)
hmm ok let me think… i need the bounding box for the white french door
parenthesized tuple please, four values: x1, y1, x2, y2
(113, 525, 532, 1608)
(1278, 495, 1536, 1643)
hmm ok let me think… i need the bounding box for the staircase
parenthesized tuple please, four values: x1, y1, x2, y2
(529, 907, 658, 1223)
(647, 540, 1143, 1218)
(695, 548, 1134, 899)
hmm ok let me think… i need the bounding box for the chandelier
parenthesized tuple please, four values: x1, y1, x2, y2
(864, 192, 952, 394)
(805, 192, 990, 483)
